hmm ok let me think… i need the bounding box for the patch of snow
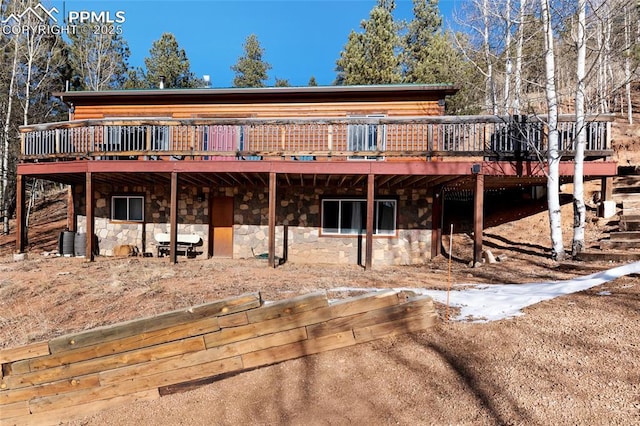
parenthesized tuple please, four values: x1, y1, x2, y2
(331, 261, 640, 323)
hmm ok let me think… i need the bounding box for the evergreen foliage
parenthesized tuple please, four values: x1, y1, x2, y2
(335, 1, 402, 85)
(143, 33, 199, 89)
(231, 34, 271, 88)
(401, 0, 442, 82)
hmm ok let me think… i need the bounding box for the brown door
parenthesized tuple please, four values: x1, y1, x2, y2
(211, 196, 234, 257)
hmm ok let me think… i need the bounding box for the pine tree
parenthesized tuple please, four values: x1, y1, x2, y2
(335, 31, 367, 85)
(123, 68, 146, 89)
(275, 78, 290, 87)
(143, 33, 199, 89)
(402, 0, 442, 82)
(231, 34, 271, 88)
(307, 76, 318, 86)
(402, 1, 481, 114)
(335, 1, 402, 85)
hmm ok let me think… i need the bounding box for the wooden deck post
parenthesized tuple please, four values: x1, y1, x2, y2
(601, 177, 613, 202)
(365, 174, 375, 270)
(85, 172, 94, 261)
(16, 175, 26, 253)
(430, 187, 442, 259)
(268, 172, 276, 267)
(169, 172, 178, 264)
(473, 172, 485, 265)
(67, 185, 76, 232)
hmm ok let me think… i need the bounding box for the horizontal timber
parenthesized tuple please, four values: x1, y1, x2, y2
(0, 290, 437, 424)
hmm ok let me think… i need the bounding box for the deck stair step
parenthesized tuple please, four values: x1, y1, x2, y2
(613, 193, 640, 202)
(596, 176, 640, 250)
(576, 250, 640, 262)
(609, 231, 640, 241)
(621, 200, 640, 215)
(613, 176, 640, 202)
(600, 239, 640, 249)
(613, 175, 640, 187)
(620, 216, 640, 231)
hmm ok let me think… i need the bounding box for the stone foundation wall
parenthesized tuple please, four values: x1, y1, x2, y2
(73, 182, 433, 265)
(230, 185, 434, 265)
(75, 183, 209, 257)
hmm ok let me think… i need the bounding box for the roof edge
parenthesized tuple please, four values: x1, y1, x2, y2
(53, 83, 459, 100)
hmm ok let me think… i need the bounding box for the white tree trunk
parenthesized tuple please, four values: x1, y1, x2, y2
(540, 0, 564, 260)
(1, 37, 19, 235)
(624, 4, 633, 125)
(572, 0, 587, 257)
(503, 0, 512, 114)
(512, 0, 526, 115)
(483, 0, 497, 114)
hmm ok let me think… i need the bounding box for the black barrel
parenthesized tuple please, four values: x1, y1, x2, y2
(60, 231, 75, 256)
(74, 233, 86, 257)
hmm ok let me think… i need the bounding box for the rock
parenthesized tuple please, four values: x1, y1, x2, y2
(483, 249, 497, 264)
(13, 252, 28, 261)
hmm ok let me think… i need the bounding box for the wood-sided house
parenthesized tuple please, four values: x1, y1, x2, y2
(16, 84, 616, 267)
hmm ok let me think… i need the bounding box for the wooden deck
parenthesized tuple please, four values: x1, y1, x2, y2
(19, 114, 614, 162)
(14, 113, 618, 269)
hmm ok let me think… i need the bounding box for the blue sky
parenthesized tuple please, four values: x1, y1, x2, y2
(50, 0, 457, 88)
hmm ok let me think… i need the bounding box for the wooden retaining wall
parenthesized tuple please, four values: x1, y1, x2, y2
(0, 290, 437, 425)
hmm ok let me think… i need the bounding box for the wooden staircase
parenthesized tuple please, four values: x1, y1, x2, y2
(600, 175, 640, 250)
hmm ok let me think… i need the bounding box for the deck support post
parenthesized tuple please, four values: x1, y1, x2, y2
(599, 176, 615, 218)
(16, 175, 26, 253)
(169, 171, 178, 264)
(268, 172, 277, 267)
(67, 185, 76, 232)
(430, 187, 442, 259)
(365, 173, 374, 270)
(473, 172, 485, 265)
(601, 176, 613, 201)
(85, 172, 95, 261)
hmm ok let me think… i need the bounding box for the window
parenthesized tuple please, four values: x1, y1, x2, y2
(111, 196, 144, 222)
(321, 199, 396, 236)
(348, 115, 386, 160)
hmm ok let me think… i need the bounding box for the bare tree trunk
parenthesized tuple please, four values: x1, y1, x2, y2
(503, 0, 512, 114)
(624, 4, 633, 125)
(513, 0, 526, 114)
(483, 0, 498, 114)
(572, 0, 587, 257)
(18, 7, 61, 231)
(540, 0, 564, 260)
(1, 37, 19, 235)
(596, 18, 607, 114)
(596, 2, 612, 114)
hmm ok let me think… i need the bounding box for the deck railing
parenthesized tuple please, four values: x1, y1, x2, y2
(19, 114, 613, 161)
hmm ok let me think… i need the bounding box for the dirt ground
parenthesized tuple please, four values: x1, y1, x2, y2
(1, 179, 639, 425)
(1, 113, 639, 424)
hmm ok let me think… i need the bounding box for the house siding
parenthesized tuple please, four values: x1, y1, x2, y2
(71, 100, 445, 120)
